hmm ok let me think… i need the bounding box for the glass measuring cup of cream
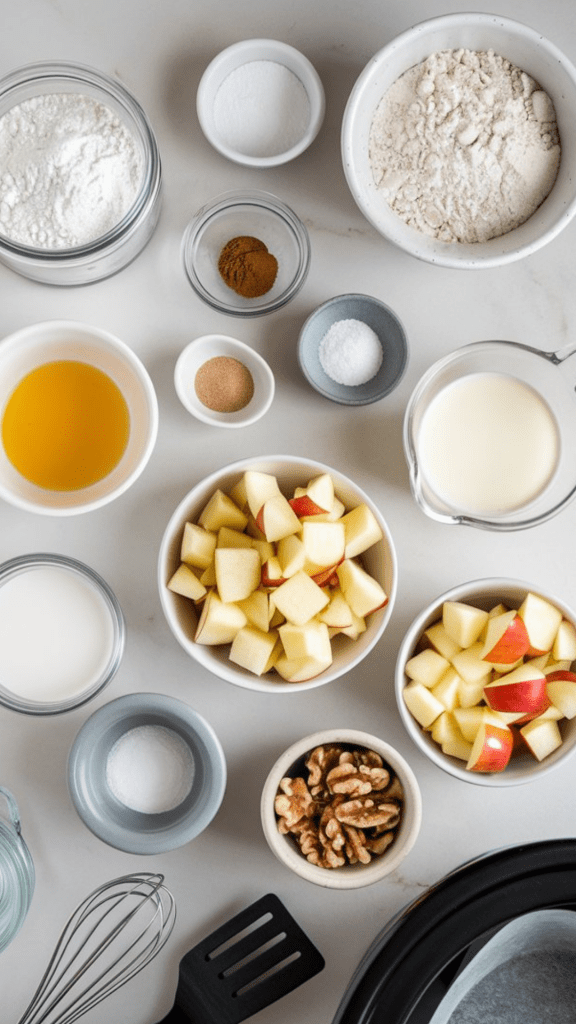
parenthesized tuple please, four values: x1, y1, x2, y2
(0, 786, 34, 953)
(404, 340, 576, 530)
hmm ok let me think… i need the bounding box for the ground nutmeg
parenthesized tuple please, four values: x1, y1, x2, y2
(218, 235, 278, 299)
(194, 356, 255, 413)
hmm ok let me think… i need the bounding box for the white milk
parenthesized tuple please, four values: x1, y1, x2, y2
(417, 372, 560, 516)
(0, 565, 115, 702)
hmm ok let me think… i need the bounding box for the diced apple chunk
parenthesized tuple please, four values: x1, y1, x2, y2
(405, 649, 449, 688)
(277, 534, 306, 578)
(301, 521, 345, 568)
(279, 620, 332, 663)
(552, 620, 576, 662)
(451, 642, 492, 686)
(403, 682, 444, 728)
(272, 571, 329, 626)
(340, 503, 383, 559)
(217, 526, 253, 549)
(214, 547, 261, 604)
(431, 666, 461, 711)
(275, 652, 332, 682)
(518, 592, 563, 654)
(337, 559, 388, 618)
(194, 591, 247, 645)
(305, 473, 334, 511)
(430, 712, 473, 761)
(198, 489, 248, 533)
(520, 717, 562, 761)
(167, 563, 207, 602)
(243, 471, 281, 518)
(256, 494, 301, 543)
(236, 591, 270, 633)
(423, 621, 461, 661)
(453, 705, 485, 742)
(546, 673, 576, 718)
(181, 522, 217, 570)
(229, 626, 279, 676)
(317, 588, 354, 630)
(443, 601, 488, 648)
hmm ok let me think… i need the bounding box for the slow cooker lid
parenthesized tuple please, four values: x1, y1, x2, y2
(334, 839, 576, 1024)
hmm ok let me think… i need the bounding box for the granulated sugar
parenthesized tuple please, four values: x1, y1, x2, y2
(369, 48, 561, 243)
(213, 60, 310, 157)
(106, 725, 195, 814)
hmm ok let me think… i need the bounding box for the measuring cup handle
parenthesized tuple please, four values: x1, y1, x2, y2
(0, 785, 22, 835)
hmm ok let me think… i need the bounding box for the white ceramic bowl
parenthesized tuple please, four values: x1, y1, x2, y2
(342, 13, 576, 268)
(261, 728, 422, 889)
(197, 39, 325, 168)
(395, 578, 576, 787)
(0, 320, 158, 515)
(175, 335, 275, 428)
(158, 456, 397, 693)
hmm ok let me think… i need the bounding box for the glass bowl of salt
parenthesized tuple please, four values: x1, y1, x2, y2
(68, 692, 226, 854)
(298, 293, 409, 405)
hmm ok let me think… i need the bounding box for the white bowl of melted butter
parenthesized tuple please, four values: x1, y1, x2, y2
(0, 320, 158, 515)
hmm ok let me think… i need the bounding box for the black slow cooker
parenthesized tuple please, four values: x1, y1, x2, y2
(333, 839, 576, 1024)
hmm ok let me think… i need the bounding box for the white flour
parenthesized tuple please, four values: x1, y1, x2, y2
(369, 49, 561, 243)
(0, 92, 144, 248)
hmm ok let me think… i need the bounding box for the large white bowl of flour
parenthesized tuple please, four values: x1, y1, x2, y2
(342, 13, 576, 268)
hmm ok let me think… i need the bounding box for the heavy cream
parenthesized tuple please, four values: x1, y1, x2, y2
(417, 372, 560, 516)
(0, 564, 116, 702)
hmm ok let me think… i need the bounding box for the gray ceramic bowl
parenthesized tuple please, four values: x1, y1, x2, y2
(68, 693, 226, 853)
(298, 294, 408, 405)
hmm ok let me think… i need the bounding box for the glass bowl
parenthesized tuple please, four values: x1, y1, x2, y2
(0, 787, 35, 953)
(0, 61, 161, 285)
(404, 339, 576, 530)
(0, 553, 125, 715)
(182, 190, 310, 317)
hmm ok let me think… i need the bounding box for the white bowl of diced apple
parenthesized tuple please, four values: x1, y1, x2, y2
(395, 579, 576, 786)
(158, 456, 396, 692)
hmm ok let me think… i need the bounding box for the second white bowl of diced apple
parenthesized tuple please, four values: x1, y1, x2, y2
(395, 578, 576, 786)
(158, 456, 397, 692)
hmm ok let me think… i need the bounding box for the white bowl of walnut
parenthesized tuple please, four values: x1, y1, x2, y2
(261, 728, 422, 889)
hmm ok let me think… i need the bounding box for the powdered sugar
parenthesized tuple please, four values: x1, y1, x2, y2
(0, 92, 144, 248)
(369, 49, 561, 243)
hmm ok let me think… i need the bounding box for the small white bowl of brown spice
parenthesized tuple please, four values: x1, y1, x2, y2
(174, 334, 275, 428)
(261, 728, 422, 889)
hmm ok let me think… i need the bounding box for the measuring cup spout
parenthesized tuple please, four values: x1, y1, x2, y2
(548, 341, 576, 387)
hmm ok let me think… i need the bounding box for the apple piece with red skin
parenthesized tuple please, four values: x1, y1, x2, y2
(288, 494, 328, 518)
(483, 663, 550, 722)
(255, 494, 301, 543)
(546, 671, 576, 719)
(519, 716, 562, 761)
(518, 592, 563, 656)
(480, 610, 530, 665)
(308, 559, 344, 587)
(466, 721, 514, 773)
(261, 558, 287, 588)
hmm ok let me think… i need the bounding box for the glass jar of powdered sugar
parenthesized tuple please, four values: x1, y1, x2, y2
(0, 61, 161, 285)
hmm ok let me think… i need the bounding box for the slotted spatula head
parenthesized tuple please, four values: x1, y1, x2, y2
(156, 893, 325, 1024)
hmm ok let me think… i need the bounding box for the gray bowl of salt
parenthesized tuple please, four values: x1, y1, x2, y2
(298, 293, 408, 406)
(68, 692, 226, 854)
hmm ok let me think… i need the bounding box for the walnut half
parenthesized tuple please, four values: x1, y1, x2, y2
(274, 743, 404, 870)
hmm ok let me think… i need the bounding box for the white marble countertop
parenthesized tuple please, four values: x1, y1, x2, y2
(2, 1, 576, 1022)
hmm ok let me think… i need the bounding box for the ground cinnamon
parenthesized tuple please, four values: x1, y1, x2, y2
(194, 356, 254, 413)
(218, 235, 278, 298)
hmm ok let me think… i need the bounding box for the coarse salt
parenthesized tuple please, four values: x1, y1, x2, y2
(213, 60, 310, 158)
(106, 724, 195, 814)
(319, 318, 383, 386)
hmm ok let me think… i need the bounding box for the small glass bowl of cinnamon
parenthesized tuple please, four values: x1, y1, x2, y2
(174, 334, 275, 428)
(182, 190, 310, 317)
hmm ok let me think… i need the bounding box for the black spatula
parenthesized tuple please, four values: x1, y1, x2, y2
(155, 893, 325, 1024)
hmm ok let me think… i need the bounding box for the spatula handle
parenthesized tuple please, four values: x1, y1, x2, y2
(154, 1005, 190, 1024)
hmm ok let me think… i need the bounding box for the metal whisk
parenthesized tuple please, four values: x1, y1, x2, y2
(16, 872, 176, 1024)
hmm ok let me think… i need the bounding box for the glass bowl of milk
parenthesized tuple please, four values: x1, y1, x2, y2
(404, 340, 576, 530)
(0, 553, 125, 714)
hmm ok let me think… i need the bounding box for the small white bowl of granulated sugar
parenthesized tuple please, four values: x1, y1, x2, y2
(197, 39, 325, 167)
(342, 13, 576, 268)
(298, 294, 408, 406)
